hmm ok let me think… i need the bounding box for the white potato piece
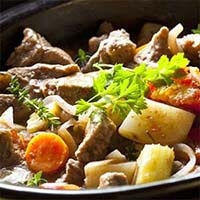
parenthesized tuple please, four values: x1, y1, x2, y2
(105, 149, 127, 162)
(135, 144, 174, 184)
(84, 159, 136, 188)
(119, 99, 195, 145)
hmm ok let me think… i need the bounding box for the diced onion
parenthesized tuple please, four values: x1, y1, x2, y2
(172, 143, 196, 177)
(43, 95, 76, 115)
(0, 107, 15, 129)
(168, 23, 183, 54)
(57, 118, 77, 157)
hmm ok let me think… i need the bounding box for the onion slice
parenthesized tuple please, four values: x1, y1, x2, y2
(172, 143, 196, 177)
(0, 107, 15, 129)
(57, 118, 77, 158)
(168, 23, 183, 54)
(43, 95, 76, 115)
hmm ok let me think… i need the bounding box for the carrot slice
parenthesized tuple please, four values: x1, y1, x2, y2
(25, 132, 69, 174)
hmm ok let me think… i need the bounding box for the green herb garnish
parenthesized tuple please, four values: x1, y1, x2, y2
(192, 24, 200, 34)
(7, 77, 61, 128)
(75, 48, 91, 67)
(76, 53, 189, 118)
(27, 171, 47, 187)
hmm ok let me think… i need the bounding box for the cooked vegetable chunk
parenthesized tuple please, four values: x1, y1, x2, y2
(25, 132, 69, 174)
(84, 159, 136, 188)
(135, 144, 174, 184)
(119, 99, 195, 145)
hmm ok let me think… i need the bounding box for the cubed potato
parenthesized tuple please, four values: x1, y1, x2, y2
(84, 159, 136, 188)
(135, 144, 174, 184)
(119, 99, 195, 145)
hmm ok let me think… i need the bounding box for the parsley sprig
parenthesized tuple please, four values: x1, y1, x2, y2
(192, 24, 200, 34)
(75, 48, 91, 67)
(76, 53, 189, 118)
(27, 171, 47, 187)
(7, 77, 61, 128)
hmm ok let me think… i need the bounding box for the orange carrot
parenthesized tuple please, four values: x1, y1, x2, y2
(39, 182, 80, 190)
(25, 132, 69, 174)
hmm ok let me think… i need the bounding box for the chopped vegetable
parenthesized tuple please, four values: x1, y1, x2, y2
(25, 132, 69, 174)
(84, 159, 136, 188)
(119, 99, 195, 145)
(135, 144, 174, 184)
(7, 77, 61, 129)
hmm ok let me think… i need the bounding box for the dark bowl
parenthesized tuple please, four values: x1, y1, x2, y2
(1, 0, 200, 67)
(0, 0, 200, 199)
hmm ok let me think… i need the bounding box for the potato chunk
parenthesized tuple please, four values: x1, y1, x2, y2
(135, 144, 174, 184)
(84, 159, 136, 188)
(119, 99, 195, 145)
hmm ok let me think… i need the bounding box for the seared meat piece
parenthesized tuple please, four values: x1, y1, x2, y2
(177, 34, 200, 66)
(97, 21, 114, 36)
(75, 111, 116, 164)
(89, 34, 108, 53)
(64, 158, 85, 186)
(98, 172, 128, 188)
(0, 129, 22, 168)
(29, 71, 98, 104)
(89, 21, 114, 53)
(0, 94, 31, 124)
(82, 29, 136, 72)
(6, 28, 74, 67)
(8, 63, 80, 86)
(137, 23, 163, 46)
(134, 27, 171, 66)
(0, 72, 11, 92)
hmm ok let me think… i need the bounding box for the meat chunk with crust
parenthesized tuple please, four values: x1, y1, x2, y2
(6, 28, 74, 67)
(137, 22, 163, 46)
(82, 29, 136, 72)
(177, 34, 200, 66)
(8, 63, 80, 86)
(64, 158, 85, 186)
(75, 111, 116, 164)
(134, 27, 171, 66)
(0, 129, 23, 168)
(0, 94, 31, 125)
(28, 71, 97, 104)
(98, 172, 128, 188)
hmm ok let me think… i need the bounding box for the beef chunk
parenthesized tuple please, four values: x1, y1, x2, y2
(177, 34, 200, 66)
(75, 111, 116, 164)
(64, 158, 85, 186)
(6, 28, 74, 67)
(134, 27, 171, 66)
(0, 129, 22, 168)
(8, 63, 80, 86)
(137, 23, 163, 46)
(0, 94, 31, 125)
(89, 34, 108, 53)
(97, 21, 114, 36)
(29, 71, 97, 104)
(98, 172, 128, 188)
(88, 21, 114, 53)
(82, 29, 136, 72)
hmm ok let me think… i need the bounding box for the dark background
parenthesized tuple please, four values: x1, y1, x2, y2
(1, 0, 27, 11)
